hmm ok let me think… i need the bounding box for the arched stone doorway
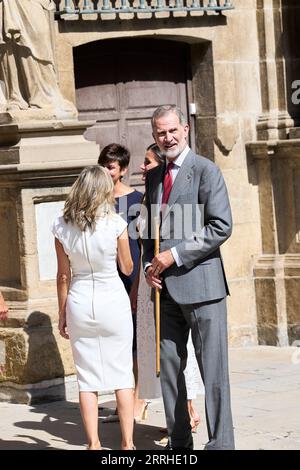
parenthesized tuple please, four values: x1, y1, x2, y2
(73, 37, 194, 187)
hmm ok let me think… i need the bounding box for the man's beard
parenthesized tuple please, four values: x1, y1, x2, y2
(163, 141, 185, 159)
(164, 147, 180, 159)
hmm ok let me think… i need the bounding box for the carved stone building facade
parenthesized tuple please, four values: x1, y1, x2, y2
(0, 0, 299, 402)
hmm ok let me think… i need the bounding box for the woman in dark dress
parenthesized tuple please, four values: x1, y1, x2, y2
(98, 143, 146, 420)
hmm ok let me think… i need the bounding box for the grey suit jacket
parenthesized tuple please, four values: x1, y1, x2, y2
(142, 149, 232, 305)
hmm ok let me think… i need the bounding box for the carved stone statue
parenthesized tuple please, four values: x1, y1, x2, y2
(0, 0, 77, 120)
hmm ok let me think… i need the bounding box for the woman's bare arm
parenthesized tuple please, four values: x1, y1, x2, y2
(117, 228, 133, 276)
(55, 238, 71, 339)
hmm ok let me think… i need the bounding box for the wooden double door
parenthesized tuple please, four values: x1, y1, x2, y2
(74, 37, 193, 187)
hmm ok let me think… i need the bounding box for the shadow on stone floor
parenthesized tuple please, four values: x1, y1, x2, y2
(0, 399, 165, 450)
(99, 400, 164, 450)
(0, 436, 52, 450)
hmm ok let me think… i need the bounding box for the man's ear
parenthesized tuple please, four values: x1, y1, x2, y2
(184, 124, 190, 138)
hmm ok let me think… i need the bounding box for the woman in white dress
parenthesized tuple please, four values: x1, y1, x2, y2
(52, 166, 135, 450)
(137, 145, 204, 435)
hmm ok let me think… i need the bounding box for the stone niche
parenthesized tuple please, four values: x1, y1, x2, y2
(0, 119, 98, 403)
(248, 136, 300, 346)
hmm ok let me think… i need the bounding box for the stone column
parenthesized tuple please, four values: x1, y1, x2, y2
(256, 0, 294, 140)
(248, 139, 300, 346)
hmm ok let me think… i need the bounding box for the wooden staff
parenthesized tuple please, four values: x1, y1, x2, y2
(154, 218, 160, 377)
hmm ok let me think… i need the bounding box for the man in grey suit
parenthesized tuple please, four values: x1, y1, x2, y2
(142, 105, 235, 450)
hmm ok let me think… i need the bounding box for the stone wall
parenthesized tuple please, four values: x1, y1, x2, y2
(1, 0, 300, 400)
(0, 122, 98, 401)
(53, 0, 262, 346)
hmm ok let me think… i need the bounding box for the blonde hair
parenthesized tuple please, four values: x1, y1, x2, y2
(63, 165, 115, 231)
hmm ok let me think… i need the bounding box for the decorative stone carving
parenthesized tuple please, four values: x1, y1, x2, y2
(0, 0, 77, 121)
(215, 113, 239, 156)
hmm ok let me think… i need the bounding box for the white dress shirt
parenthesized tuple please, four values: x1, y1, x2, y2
(145, 145, 190, 273)
(165, 145, 190, 187)
(166, 146, 190, 267)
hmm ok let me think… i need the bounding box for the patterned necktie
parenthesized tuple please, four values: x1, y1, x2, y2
(162, 161, 174, 205)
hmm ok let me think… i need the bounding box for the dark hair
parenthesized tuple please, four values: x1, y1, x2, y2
(98, 143, 130, 170)
(146, 143, 164, 164)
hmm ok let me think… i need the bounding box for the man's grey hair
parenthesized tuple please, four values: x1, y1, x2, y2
(151, 105, 187, 130)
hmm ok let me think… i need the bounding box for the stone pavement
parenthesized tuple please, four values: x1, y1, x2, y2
(0, 346, 299, 450)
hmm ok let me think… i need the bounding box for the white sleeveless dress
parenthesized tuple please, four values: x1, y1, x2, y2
(52, 214, 134, 392)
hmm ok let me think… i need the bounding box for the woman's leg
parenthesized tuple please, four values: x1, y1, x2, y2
(79, 391, 101, 450)
(115, 388, 135, 450)
(133, 356, 147, 420)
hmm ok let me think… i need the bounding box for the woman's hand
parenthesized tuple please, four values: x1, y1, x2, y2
(58, 314, 69, 340)
(129, 285, 138, 314)
(129, 268, 140, 315)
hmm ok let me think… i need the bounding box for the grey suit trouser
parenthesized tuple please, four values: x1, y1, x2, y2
(160, 288, 235, 450)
